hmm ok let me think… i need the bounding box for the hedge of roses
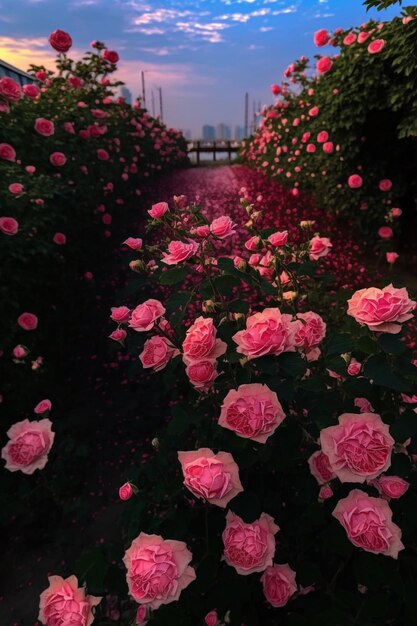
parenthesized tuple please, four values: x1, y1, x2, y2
(240, 10, 417, 255)
(0, 31, 187, 559)
(26, 184, 417, 626)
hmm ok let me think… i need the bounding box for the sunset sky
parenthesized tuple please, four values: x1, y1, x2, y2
(0, 0, 402, 136)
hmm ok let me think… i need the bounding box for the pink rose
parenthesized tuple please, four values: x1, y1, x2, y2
(379, 178, 392, 192)
(129, 299, 165, 331)
(109, 328, 127, 344)
(386, 252, 399, 264)
(2, 418, 54, 474)
(347, 360, 362, 376)
(48, 29, 73, 52)
(374, 475, 409, 499)
(378, 226, 393, 239)
(268, 230, 288, 246)
(9, 183, 23, 195)
(119, 482, 134, 501)
(347, 284, 415, 333)
(123, 237, 142, 250)
(368, 39, 385, 54)
(343, 32, 357, 45)
(0, 76, 22, 101)
(348, 174, 363, 189)
(308, 450, 335, 484)
(185, 360, 218, 391)
(139, 336, 178, 371)
(354, 397, 375, 413)
(210, 215, 237, 239)
(323, 141, 334, 153)
(332, 489, 404, 558)
(271, 84, 281, 95)
(110, 306, 131, 323)
(13, 344, 28, 359)
(68, 76, 84, 88)
(314, 29, 329, 47)
(204, 610, 218, 626)
(53, 232, 66, 245)
(358, 31, 370, 43)
(307, 143, 316, 153)
(34, 399, 52, 414)
(309, 236, 332, 260)
(17, 312, 38, 330)
(103, 49, 119, 64)
(261, 563, 297, 608)
(97, 148, 109, 161)
(320, 412, 394, 483)
(182, 317, 226, 364)
(23, 84, 40, 99)
(222, 511, 279, 575)
(219, 383, 285, 443)
(161, 240, 199, 265)
(0, 216, 18, 235)
(123, 532, 196, 608)
(245, 235, 260, 251)
(39, 575, 100, 626)
(178, 448, 243, 508)
(317, 130, 329, 143)
(0, 143, 16, 161)
(319, 485, 334, 500)
(233, 308, 294, 360)
(292, 311, 326, 356)
(391, 208, 402, 217)
(148, 201, 169, 219)
(316, 56, 333, 74)
(34, 118, 55, 136)
(50, 152, 67, 166)
(136, 605, 148, 625)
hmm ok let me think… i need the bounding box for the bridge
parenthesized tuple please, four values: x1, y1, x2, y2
(187, 140, 243, 165)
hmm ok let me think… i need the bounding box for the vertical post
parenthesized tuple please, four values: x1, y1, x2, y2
(197, 141, 200, 166)
(244, 92, 249, 138)
(151, 90, 155, 117)
(228, 140, 231, 163)
(159, 87, 163, 122)
(141, 71, 146, 109)
(253, 100, 256, 134)
(213, 142, 216, 162)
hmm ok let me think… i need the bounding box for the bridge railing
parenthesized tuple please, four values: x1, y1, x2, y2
(187, 140, 242, 165)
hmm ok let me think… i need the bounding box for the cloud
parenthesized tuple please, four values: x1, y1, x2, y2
(0, 36, 85, 72)
(259, 26, 274, 31)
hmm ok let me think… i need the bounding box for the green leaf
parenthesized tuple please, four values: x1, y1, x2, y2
(363, 355, 411, 392)
(277, 352, 307, 377)
(378, 332, 407, 355)
(159, 266, 188, 285)
(390, 409, 417, 441)
(325, 333, 356, 357)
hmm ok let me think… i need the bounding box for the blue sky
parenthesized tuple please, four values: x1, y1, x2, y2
(0, 0, 403, 136)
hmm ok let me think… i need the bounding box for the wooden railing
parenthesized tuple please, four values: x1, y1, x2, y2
(187, 140, 242, 165)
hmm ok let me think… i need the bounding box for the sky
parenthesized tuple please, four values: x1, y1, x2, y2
(0, 0, 403, 137)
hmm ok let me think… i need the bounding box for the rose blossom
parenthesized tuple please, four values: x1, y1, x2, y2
(161, 240, 199, 265)
(185, 360, 218, 391)
(219, 383, 285, 443)
(50, 152, 67, 166)
(368, 39, 385, 54)
(136, 606, 148, 625)
(319, 485, 334, 500)
(129, 299, 165, 331)
(378, 226, 393, 239)
(314, 29, 329, 47)
(386, 252, 399, 264)
(347, 284, 415, 333)
(354, 397, 375, 413)
(374, 475, 409, 499)
(0, 76, 22, 101)
(343, 32, 357, 45)
(245, 235, 260, 251)
(347, 359, 362, 376)
(103, 49, 119, 64)
(309, 235, 332, 260)
(17, 312, 38, 330)
(109, 328, 127, 344)
(317, 130, 329, 143)
(0, 143, 16, 161)
(2, 418, 54, 474)
(292, 311, 326, 359)
(320, 412, 394, 482)
(0, 216, 18, 235)
(123, 237, 142, 250)
(271, 84, 281, 95)
(9, 183, 23, 195)
(123, 532, 196, 608)
(13, 344, 28, 359)
(358, 31, 370, 43)
(348, 174, 363, 189)
(222, 511, 279, 575)
(308, 450, 335, 484)
(48, 29, 73, 52)
(34, 118, 55, 137)
(233, 308, 294, 360)
(148, 201, 169, 219)
(205, 610, 218, 626)
(34, 399, 52, 414)
(182, 317, 226, 364)
(210, 215, 237, 239)
(110, 306, 131, 324)
(178, 448, 243, 508)
(323, 141, 334, 153)
(316, 56, 333, 74)
(261, 563, 297, 608)
(332, 489, 404, 558)
(139, 336, 178, 372)
(379, 178, 392, 192)
(268, 230, 288, 246)
(119, 482, 134, 501)
(53, 232, 66, 245)
(39, 575, 100, 626)
(23, 84, 39, 99)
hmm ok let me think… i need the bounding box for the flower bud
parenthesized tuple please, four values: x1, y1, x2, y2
(205, 610, 218, 626)
(202, 300, 216, 313)
(129, 259, 145, 272)
(119, 482, 134, 501)
(151, 437, 159, 449)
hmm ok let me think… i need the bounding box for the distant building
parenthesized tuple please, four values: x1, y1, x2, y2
(202, 125, 215, 140)
(216, 123, 231, 140)
(0, 59, 37, 86)
(235, 125, 245, 141)
(120, 86, 132, 105)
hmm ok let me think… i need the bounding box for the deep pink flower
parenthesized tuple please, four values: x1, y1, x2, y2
(0, 216, 18, 235)
(261, 563, 297, 608)
(48, 29, 73, 52)
(39, 575, 100, 626)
